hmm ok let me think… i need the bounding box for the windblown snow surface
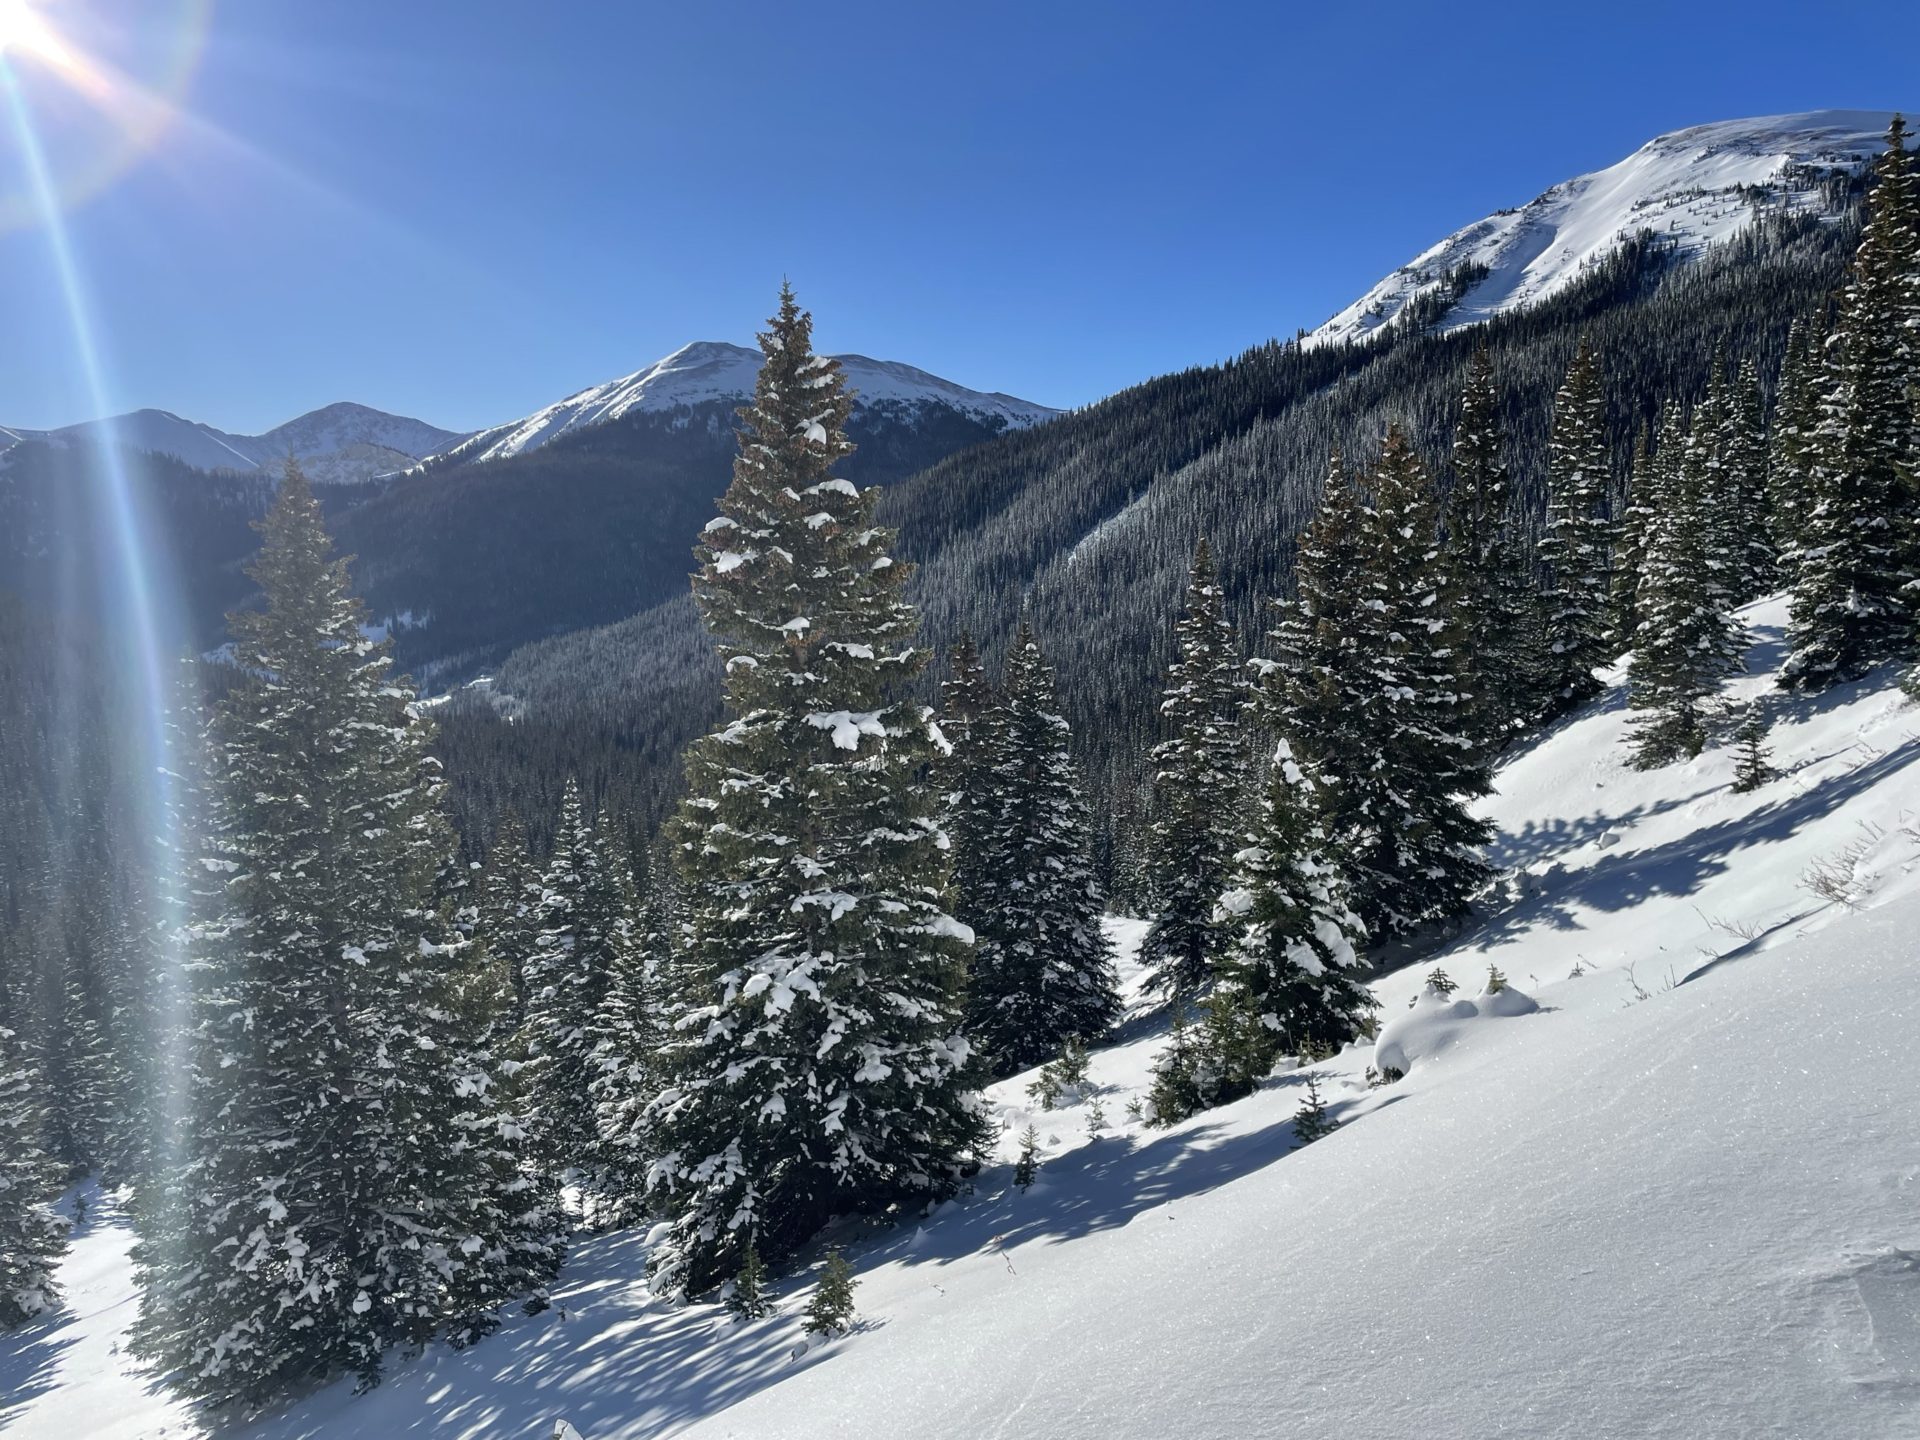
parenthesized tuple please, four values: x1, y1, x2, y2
(430, 342, 1060, 467)
(1309, 111, 1904, 350)
(6, 593, 1918, 1439)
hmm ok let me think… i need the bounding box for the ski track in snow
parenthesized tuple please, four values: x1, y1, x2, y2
(7, 594, 1920, 1438)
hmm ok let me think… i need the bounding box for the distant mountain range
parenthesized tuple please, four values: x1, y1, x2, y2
(1, 344, 1057, 486)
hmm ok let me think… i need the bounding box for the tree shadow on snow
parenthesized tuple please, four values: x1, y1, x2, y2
(0, 1320, 75, 1433)
(1466, 736, 1920, 949)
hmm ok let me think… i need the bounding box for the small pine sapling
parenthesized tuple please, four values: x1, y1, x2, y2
(1293, 1073, 1339, 1145)
(1425, 968, 1458, 998)
(1484, 965, 1508, 994)
(1730, 705, 1776, 793)
(1055, 1036, 1091, 1088)
(803, 1249, 858, 1337)
(1013, 1125, 1041, 1190)
(1085, 1095, 1108, 1132)
(727, 1240, 772, 1321)
(1024, 1070, 1062, 1112)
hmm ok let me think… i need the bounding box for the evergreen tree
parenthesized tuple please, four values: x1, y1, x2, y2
(1291, 1072, 1339, 1146)
(1012, 1124, 1041, 1190)
(1609, 425, 1657, 648)
(1355, 426, 1496, 936)
(1627, 406, 1747, 767)
(1782, 117, 1920, 689)
(1767, 316, 1823, 583)
(727, 1239, 772, 1321)
(520, 780, 628, 1187)
(966, 627, 1120, 1074)
(1537, 338, 1615, 716)
(648, 287, 984, 1300)
(1722, 356, 1774, 600)
(0, 1023, 66, 1329)
(478, 811, 542, 1028)
(1442, 343, 1544, 745)
(1212, 738, 1371, 1066)
(1730, 705, 1777, 793)
(129, 466, 560, 1405)
(803, 1248, 858, 1336)
(586, 867, 668, 1230)
(936, 633, 997, 954)
(1140, 539, 1248, 997)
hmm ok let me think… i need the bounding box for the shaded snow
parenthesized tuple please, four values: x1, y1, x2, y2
(10, 597, 1920, 1440)
(1309, 111, 1904, 349)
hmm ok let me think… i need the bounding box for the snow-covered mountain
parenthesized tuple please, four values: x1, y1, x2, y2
(1309, 109, 1903, 349)
(430, 340, 1060, 467)
(0, 403, 468, 484)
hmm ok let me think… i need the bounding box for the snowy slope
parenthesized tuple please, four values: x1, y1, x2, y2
(8, 595, 1919, 1439)
(1309, 110, 1902, 349)
(0, 403, 468, 484)
(429, 341, 1060, 467)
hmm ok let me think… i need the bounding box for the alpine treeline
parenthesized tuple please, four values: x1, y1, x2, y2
(4, 117, 1918, 1427)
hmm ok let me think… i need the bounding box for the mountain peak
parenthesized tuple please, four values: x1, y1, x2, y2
(429, 343, 1059, 468)
(1308, 109, 1905, 350)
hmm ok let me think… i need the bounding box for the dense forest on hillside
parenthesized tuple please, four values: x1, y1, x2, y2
(445, 188, 1866, 866)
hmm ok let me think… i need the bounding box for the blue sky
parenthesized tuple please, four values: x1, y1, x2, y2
(3, 0, 1917, 434)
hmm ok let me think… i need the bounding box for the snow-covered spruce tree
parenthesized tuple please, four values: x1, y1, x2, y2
(128, 465, 560, 1405)
(966, 625, 1120, 1075)
(935, 632, 998, 950)
(1265, 450, 1376, 845)
(1140, 538, 1248, 998)
(1442, 343, 1545, 746)
(647, 286, 984, 1299)
(1627, 406, 1746, 767)
(1353, 425, 1495, 938)
(0, 1023, 66, 1329)
(586, 864, 669, 1230)
(1609, 425, 1657, 649)
(1212, 737, 1370, 1070)
(1782, 117, 1920, 690)
(1537, 337, 1615, 717)
(1730, 705, 1776, 793)
(477, 810, 542, 1029)
(1767, 316, 1822, 584)
(1722, 356, 1774, 602)
(519, 779, 628, 1189)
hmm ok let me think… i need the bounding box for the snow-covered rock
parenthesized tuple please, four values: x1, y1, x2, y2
(428, 340, 1059, 467)
(1309, 110, 1905, 349)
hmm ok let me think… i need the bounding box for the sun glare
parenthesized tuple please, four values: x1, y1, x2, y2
(0, 0, 69, 66)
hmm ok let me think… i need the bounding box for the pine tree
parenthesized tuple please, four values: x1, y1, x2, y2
(1205, 737, 1374, 1067)
(648, 287, 985, 1300)
(936, 633, 998, 955)
(1143, 1005, 1207, 1126)
(1783, 117, 1920, 689)
(1012, 1124, 1041, 1190)
(966, 626, 1120, 1075)
(520, 780, 628, 1187)
(803, 1248, 858, 1336)
(1212, 738, 1370, 1070)
(727, 1239, 772, 1321)
(0, 1024, 66, 1329)
(1291, 1072, 1339, 1146)
(1609, 426, 1657, 648)
(1628, 406, 1747, 767)
(1140, 539, 1247, 997)
(1356, 425, 1496, 936)
(129, 466, 560, 1404)
(1723, 356, 1774, 601)
(478, 811, 542, 1028)
(1537, 338, 1615, 716)
(586, 865, 668, 1230)
(1730, 705, 1777, 793)
(1768, 316, 1824, 584)
(1443, 343, 1544, 745)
